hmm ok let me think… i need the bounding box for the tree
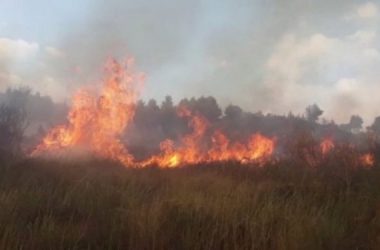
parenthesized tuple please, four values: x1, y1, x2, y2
(161, 96, 174, 111)
(225, 105, 243, 120)
(160, 96, 180, 137)
(4, 87, 31, 110)
(369, 116, 380, 135)
(179, 96, 222, 122)
(0, 88, 31, 162)
(0, 104, 28, 161)
(340, 115, 363, 133)
(305, 104, 323, 123)
(345, 115, 363, 133)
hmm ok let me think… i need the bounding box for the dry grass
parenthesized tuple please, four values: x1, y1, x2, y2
(0, 158, 380, 249)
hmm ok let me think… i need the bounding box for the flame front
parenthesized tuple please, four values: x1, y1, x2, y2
(33, 58, 375, 169)
(142, 108, 276, 167)
(32, 59, 275, 168)
(32, 59, 144, 166)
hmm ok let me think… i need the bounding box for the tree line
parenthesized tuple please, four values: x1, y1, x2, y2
(1, 88, 380, 162)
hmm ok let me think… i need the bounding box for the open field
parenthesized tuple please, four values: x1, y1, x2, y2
(1, 159, 380, 250)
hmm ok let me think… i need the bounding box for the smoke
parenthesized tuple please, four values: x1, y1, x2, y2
(1, 0, 380, 124)
(1, 85, 377, 166)
(57, 1, 201, 86)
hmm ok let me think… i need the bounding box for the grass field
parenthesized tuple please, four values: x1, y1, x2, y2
(1, 158, 380, 249)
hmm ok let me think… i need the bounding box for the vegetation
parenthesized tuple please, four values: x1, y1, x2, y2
(1, 158, 380, 249)
(0, 88, 380, 249)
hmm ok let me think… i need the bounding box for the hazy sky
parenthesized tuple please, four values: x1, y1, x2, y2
(0, 0, 379, 123)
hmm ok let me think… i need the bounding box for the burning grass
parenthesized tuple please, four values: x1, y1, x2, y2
(31, 59, 277, 168)
(1, 158, 380, 249)
(31, 59, 375, 170)
(11, 58, 380, 248)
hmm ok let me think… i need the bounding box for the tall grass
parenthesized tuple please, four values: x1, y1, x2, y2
(0, 158, 380, 249)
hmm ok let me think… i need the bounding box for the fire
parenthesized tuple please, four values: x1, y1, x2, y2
(207, 132, 275, 164)
(247, 134, 275, 161)
(142, 108, 276, 167)
(320, 138, 335, 156)
(32, 58, 276, 168)
(360, 153, 375, 168)
(32, 58, 378, 170)
(32, 58, 144, 166)
(35, 57, 376, 171)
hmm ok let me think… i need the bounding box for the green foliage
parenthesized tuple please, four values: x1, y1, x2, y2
(0, 159, 380, 249)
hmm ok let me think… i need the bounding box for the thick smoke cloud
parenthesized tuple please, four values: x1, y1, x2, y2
(0, 0, 379, 124)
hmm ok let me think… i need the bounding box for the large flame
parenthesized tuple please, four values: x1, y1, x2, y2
(32, 59, 144, 166)
(32, 58, 376, 169)
(141, 108, 275, 167)
(32, 59, 275, 168)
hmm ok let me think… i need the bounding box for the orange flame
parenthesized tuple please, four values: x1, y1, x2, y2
(32, 58, 276, 168)
(320, 138, 335, 156)
(360, 153, 375, 168)
(142, 109, 276, 167)
(32, 58, 378, 170)
(32, 58, 144, 166)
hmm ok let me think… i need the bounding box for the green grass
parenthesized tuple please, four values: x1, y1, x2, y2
(1, 158, 380, 249)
